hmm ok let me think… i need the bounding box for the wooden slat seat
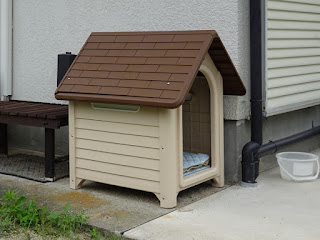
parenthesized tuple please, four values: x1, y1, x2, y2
(0, 101, 68, 181)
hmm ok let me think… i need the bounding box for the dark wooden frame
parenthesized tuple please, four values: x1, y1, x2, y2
(0, 101, 68, 180)
(0, 123, 8, 155)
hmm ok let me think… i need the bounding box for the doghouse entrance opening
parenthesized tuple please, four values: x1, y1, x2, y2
(182, 73, 211, 176)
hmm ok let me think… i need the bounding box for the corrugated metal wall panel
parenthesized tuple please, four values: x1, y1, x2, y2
(266, 0, 320, 116)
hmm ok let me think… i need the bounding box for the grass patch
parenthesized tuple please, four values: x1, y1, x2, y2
(0, 190, 126, 239)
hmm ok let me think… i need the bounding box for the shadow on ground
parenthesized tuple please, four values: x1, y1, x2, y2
(0, 172, 228, 234)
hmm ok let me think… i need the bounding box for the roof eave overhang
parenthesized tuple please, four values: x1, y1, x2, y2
(55, 30, 246, 109)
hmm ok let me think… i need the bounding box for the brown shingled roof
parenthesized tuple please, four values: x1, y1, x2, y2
(55, 30, 246, 108)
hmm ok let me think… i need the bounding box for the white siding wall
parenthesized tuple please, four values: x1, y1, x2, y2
(266, 0, 320, 116)
(11, 0, 250, 120)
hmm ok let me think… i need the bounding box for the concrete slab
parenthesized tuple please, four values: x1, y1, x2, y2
(124, 161, 320, 239)
(0, 173, 227, 234)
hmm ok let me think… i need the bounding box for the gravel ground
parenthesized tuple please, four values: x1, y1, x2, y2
(0, 227, 90, 240)
(0, 153, 69, 182)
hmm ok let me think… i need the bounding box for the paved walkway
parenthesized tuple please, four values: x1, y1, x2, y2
(1, 149, 319, 239)
(124, 150, 320, 240)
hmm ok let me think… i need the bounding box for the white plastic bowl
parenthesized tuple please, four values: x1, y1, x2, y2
(276, 152, 319, 181)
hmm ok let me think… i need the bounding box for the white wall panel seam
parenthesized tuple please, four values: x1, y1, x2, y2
(266, 0, 320, 116)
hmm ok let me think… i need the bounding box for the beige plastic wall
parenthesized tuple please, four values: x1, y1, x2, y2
(68, 52, 224, 208)
(69, 102, 161, 193)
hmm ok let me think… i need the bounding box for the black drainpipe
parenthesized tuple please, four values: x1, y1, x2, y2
(242, 0, 320, 185)
(258, 126, 320, 158)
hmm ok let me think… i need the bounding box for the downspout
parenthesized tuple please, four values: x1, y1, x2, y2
(241, 0, 265, 185)
(0, 0, 13, 101)
(242, 0, 320, 185)
(258, 126, 320, 158)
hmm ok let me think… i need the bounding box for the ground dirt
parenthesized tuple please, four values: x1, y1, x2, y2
(0, 227, 91, 240)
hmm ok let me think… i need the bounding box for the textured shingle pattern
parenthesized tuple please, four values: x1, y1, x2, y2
(55, 31, 245, 108)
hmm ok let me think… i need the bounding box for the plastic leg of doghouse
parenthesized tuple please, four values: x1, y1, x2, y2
(70, 178, 85, 189)
(212, 174, 224, 188)
(155, 192, 178, 209)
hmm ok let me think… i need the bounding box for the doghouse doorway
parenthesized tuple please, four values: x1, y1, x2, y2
(182, 73, 212, 176)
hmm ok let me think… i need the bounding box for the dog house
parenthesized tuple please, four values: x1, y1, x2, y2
(55, 30, 245, 208)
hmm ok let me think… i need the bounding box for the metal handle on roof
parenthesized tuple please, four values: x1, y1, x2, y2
(91, 103, 140, 113)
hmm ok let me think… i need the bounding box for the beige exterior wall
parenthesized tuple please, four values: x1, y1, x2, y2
(266, 0, 320, 115)
(70, 102, 161, 193)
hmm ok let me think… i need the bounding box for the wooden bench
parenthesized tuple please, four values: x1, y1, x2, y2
(0, 101, 68, 181)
